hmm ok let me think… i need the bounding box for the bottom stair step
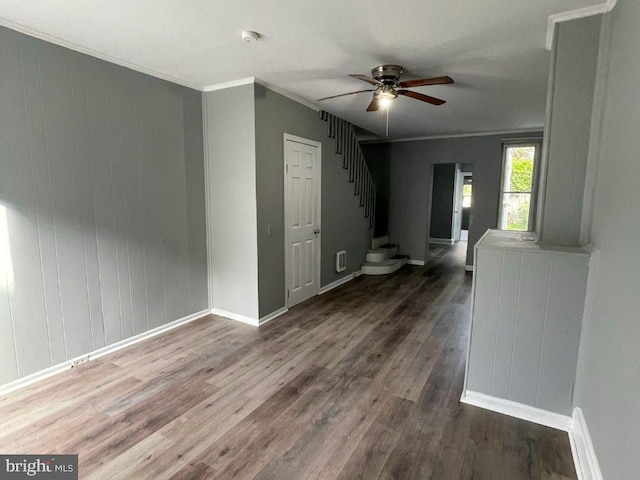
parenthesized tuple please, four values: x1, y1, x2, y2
(361, 255, 408, 276)
(365, 244, 399, 262)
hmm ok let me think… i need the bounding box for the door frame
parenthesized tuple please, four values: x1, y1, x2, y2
(452, 164, 464, 242)
(283, 133, 322, 308)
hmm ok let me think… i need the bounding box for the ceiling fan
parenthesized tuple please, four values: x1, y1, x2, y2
(318, 64, 454, 112)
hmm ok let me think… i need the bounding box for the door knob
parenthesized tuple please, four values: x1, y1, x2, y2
(313, 228, 320, 235)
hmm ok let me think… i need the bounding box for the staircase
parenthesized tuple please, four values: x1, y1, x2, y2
(320, 111, 376, 228)
(320, 112, 407, 275)
(361, 235, 409, 275)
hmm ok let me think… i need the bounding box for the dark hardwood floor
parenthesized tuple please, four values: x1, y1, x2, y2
(0, 243, 577, 479)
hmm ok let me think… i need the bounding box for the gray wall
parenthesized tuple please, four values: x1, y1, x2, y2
(362, 143, 390, 237)
(254, 85, 370, 317)
(0, 26, 207, 385)
(573, 1, 640, 477)
(539, 16, 601, 245)
(204, 85, 260, 320)
(368, 132, 542, 266)
(429, 163, 456, 240)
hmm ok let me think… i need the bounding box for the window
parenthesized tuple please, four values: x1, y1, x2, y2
(498, 143, 540, 231)
(462, 183, 472, 208)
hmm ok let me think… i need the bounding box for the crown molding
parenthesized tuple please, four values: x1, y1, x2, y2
(546, 0, 617, 50)
(361, 128, 544, 144)
(202, 77, 256, 92)
(202, 77, 321, 112)
(254, 78, 321, 112)
(0, 17, 201, 90)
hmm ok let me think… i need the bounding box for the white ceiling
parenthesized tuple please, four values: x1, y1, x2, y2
(0, 0, 608, 140)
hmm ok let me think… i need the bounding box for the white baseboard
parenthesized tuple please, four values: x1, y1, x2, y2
(259, 307, 288, 326)
(319, 270, 361, 294)
(460, 390, 573, 431)
(430, 238, 455, 245)
(569, 407, 603, 480)
(0, 309, 211, 397)
(406, 259, 425, 266)
(465, 265, 474, 272)
(211, 308, 259, 327)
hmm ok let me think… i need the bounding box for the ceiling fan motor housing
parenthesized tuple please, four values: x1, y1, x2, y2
(371, 64, 404, 85)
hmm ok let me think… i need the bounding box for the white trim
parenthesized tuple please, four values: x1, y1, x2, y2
(465, 265, 474, 272)
(254, 79, 321, 112)
(406, 259, 425, 266)
(361, 128, 543, 145)
(460, 391, 573, 431)
(318, 270, 361, 295)
(211, 308, 259, 327)
(429, 238, 455, 245)
(201, 78, 321, 112)
(202, 77, 256, 92)
(0, 309, 211, 396)
(0, 18, 200, 90)
(258, 307, 288, 326)
(546, 1, 618, 50)
(569, 407, 604, 480)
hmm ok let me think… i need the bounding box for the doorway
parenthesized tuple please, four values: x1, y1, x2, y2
(284, 134, 321, 308)
(428, 163, 472, 265)
(460, 173, 473, 241)
(452, 166, 473, 243)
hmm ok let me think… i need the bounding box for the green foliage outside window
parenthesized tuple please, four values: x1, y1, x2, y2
(507, 147, 534, 192)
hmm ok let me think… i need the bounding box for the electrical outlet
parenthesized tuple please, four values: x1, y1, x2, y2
(267, 224, 272, 237)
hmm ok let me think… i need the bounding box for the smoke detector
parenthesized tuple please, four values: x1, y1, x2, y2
(241, 30, 260, 43)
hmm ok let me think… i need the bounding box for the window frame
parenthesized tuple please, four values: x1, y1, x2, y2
(497, 141, 542, 232)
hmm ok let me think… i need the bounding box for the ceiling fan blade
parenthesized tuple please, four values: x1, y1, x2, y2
(349, 74, 383, 86)
(398, 89, 446, 105)
(398, 76, 454, 88)
(317, 89, 375, 101)
(366, 98, 381, 112)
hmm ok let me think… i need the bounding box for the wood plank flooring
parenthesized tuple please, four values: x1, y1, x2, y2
(0, 243, 577, 480)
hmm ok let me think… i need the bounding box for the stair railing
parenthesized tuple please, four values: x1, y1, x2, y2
(320, 111, 376, 230)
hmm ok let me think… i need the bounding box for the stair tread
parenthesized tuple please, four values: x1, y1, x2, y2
(367, 244, 398, 253)
(361, 257, 406, 267)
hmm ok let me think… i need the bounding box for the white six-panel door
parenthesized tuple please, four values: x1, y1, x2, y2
(284, 135, 321, 308)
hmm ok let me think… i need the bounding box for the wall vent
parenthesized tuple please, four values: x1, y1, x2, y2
(335, 250, 347, 273)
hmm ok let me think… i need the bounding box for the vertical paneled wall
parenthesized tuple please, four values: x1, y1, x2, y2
(0, 26, 207, 386)
(466, 234, 589, 415)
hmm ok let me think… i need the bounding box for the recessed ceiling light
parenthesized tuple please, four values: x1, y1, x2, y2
(241, 30, 260, 43)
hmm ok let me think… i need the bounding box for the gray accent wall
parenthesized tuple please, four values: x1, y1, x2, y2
(429, 163, 456, 240)
(204, 85, 260, 320)
(539, 16, 602, 245)
(572, 1, 640, 477)
(362, 143, 391, 237)
(0, 26, 207, 386)
(366, 132, 542, 266)
(254, 85, 370, 317)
